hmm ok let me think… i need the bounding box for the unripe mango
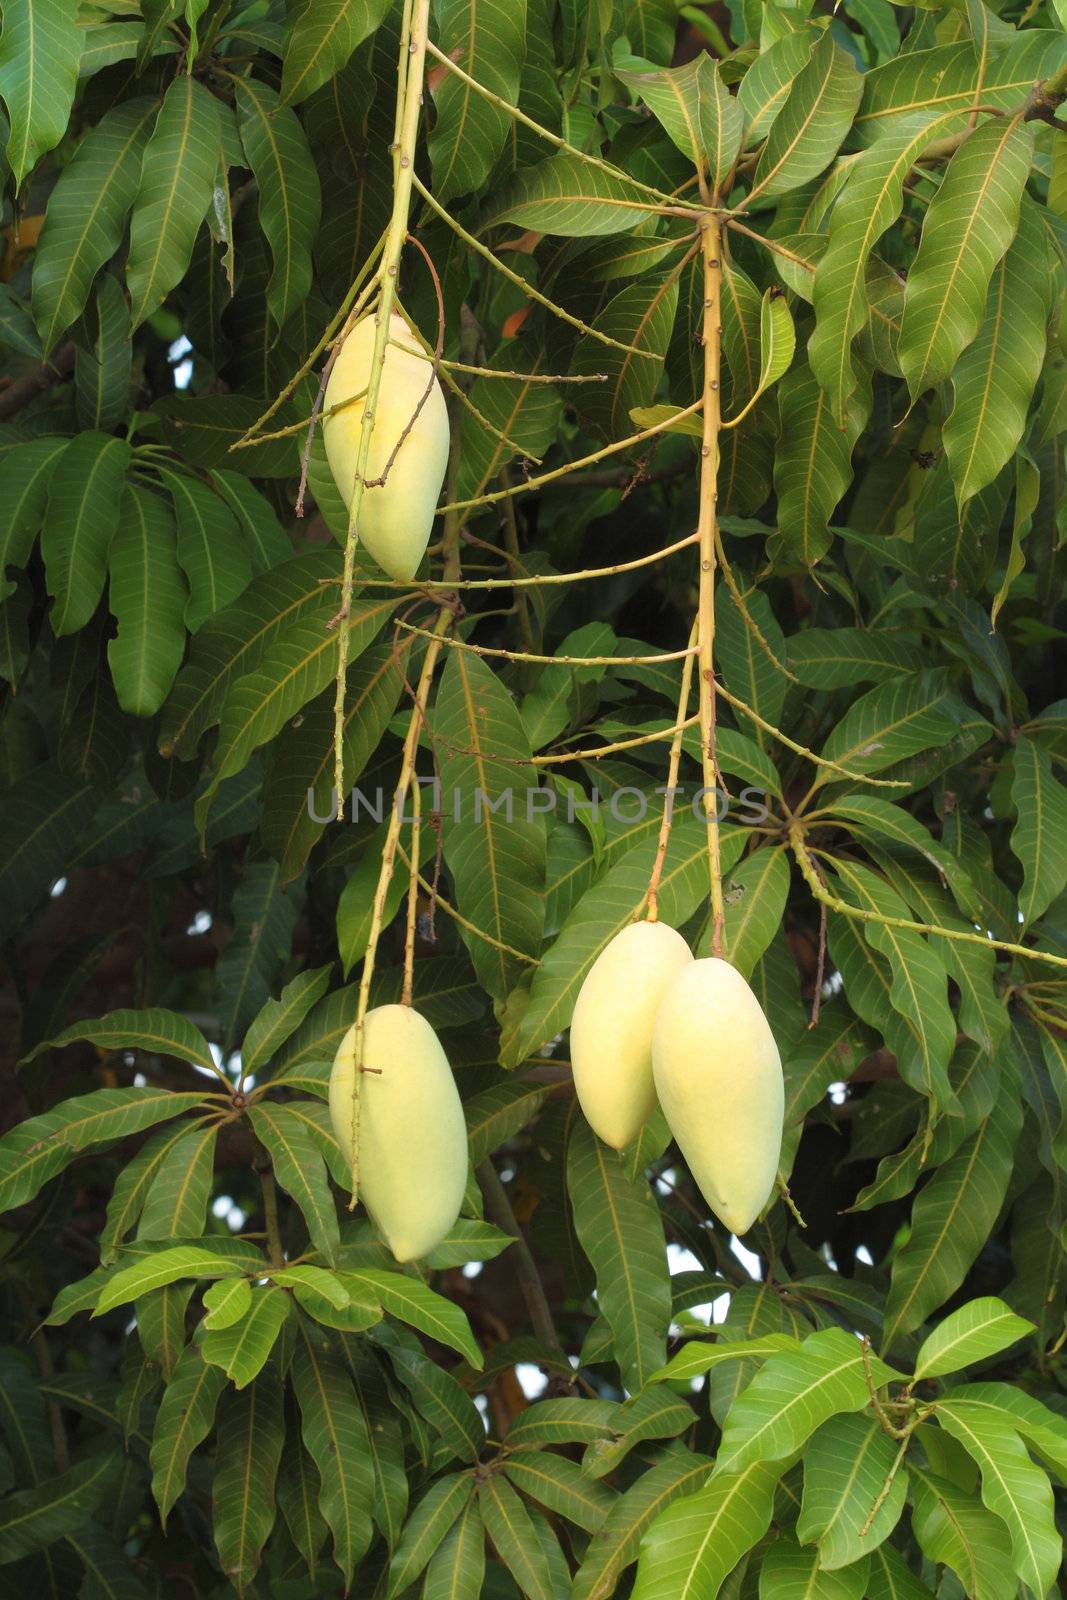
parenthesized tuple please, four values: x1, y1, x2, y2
(652, 957, 783, 1235)
(323, 311, 449, 582)
(570, 921, 693, 1150)
(328, 1004, 467, 1263)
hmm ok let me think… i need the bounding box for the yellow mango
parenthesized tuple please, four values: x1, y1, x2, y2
(329, 1004, 467, 1262)
(652, 957, 783, 1235)
(570, 921, 693, 1149)
(323, 311, 449, 582)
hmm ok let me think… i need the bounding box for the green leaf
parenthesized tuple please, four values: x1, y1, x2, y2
(630, 1459, 780, 1600)
(348, 1269, 482, 1366)
(430, 0, 527, 201)
(717, 1327, 900, 1473)
(248, 1103, 340, 1264)
(41, 433, 131, 637)
(0, 0, 82, 189)
(943, 197, 1049, 508)
(208, 470, 291, 576)
(280, 0, 390, 106)
(817, 671, 958, 786)
(126, 74, 222, 328)
(434, 647, 546, 999)
(478, 1475, 556, 1600)
(202, 1287, 291, 1388)
(909, 1467, 1018, 1600)
(235, 77, 320, 329)
(505, 1451, 615, 1532)
(290, 1327, 375, 1585)
(241, 965, 333, 1075)
(772, 358, 870, 568)
(566, 1118, 670, 1391)
(277, 1399, 328, 1574)
(935, 1399, 1061, 1595)
(212, 1365, 284, 1592)
(149, 1342, 227, 1523)
(796, 1413, 906, 1569)
(75, 269, 132, 432)
(502, 814, 743, 1066)
(712, 845, 790, 978)
(898, 117, 1034, 402)
(618, 56, 742, 193)
(0, 1087, 205, 1213)
(750, 32, 863, 201)
(31, 97, 156, 350)
(154, 391, 300, 477)
(0, 437, 69, 601)
(464, 1079, 549, 1165)
(202, 1277, 253, 1331)
(914, 1297, 1034, 1381)
(760, 1540, 868, 1598)
(21, 1007, 217, 1070)
(576, 274, 679, 439)
(455, 356, 564, 503)
(136, 1120, 219, 1241)
(373, 1326, 485, 1462)
(107, 484, 187, 717)
(583, 1386, 694, 1479)
(0, 763, 104, 941)
(423, 1494, 484, 1600)
(423, 1218, 513, 1269)
(940, 1381, 1067, 1483)
(649, 1334, 796, 1384)
(809, 110, 957, 423)
(571, 1452, 714, 1600)
(0, 1451, 119, 1564)
(94, 1246, 241, 1315)
(484, 153, 655, 236)
(385, 1473, 474, 1598)
(156, 467, 252, 634)
(505, 1397, 621, 1448)
(216, 860, 303, 1051)
(1010, 735, 1067, 929)
(100, 1120, 209, 1261)
(737, 31, 811, 145)
(159, 547, 340, 760)
(883, 1074, 1022, 1345)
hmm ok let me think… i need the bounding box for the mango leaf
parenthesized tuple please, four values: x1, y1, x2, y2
(505, 1451, 615, 1532)
(149, 1342, 227, 1522)
(136, 1121, 219, 1241)
(943, 197, 1049, 508)
(154, 392, 300, 477)
(202, 1287, 291, 1388)
(280, 0, 390, 105)
(248, 1102, 340, 1263)
(571, 1452, 713, 1600)
(796, 1413, 906, 1569)
(750, 33, 863, 201)
(1010, 735, 1067, 929)
(478, 1475, 556, 1600)
(277, 1402, 329, 1574)
(867, 1544, 935, 1600)
(430, 0, 527, 201)
(0, 1451, 120, 1564)
(809, 109, 957, 423)
(423, 1494, 485, 1600)
(154, 466, 252, 634)
(202, 1277, 253, 1331)
(0, 1087, 206, 1213)
(101, 1119, 211, 1260)
(107, 483, 187, 717)
(583, 1387, 694, 1479)
(855, 32, 1067, 143)
(235, 77, 321, 329)
(618, 55, 742, 193)
(737, 31, 811, 145)
(0, 436, 69, 600)
(914, 1297, 1034, 1381)
(883, 1074, 1022, 1346)
(216, 861, 303, 1051)
(772, 359, 870, 569)
(126, 74, 221, 327)
(212, 1366, 284, 1591)
(567, 1118, 670, 1391)
(372, 1325, 485, 1462)
(505, 1397, 621, 1448)
(909, 1468, 1018, 1600)
(22, 1006, 217, 1070)
(940, 1381, 1067, 1483)
(385, 1473, 474, 1599)
(434, 647, 547, 999)
(630, 1459, 780, 1600)
(817, 671, 958, 786)
(0, 0, 82, 188)
(483, 154, 655, 236)
(348, 1269, 482, 1366)
(760, 1540, 868, 1597)
(649, 1334, 796, 1384)
(41, 433, 131, 637)
(31, 97, 156, 350)
(290, 1327, 375, 1584)
(94, 1246, 242, 1315)
(572, 274, 679, 439)
(241, 965, 333, 1075)
(717, 1327, 900, 1473)
(455, 357, 563, 503)
(898, 117, 1034, 402)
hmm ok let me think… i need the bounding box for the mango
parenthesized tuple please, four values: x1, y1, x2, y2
(570, 921, 693, 1149)
(652, 957, 783, 1235)
(323, 311, 449, 582)
(329, 1004, 467, 1262)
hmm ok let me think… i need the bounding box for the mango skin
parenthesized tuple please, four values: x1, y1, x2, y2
(323, 311, 449, 582)
(570, 921, 693, 1150)
(328, 1004, 467, 1263)
(652, 957, 784, 1235)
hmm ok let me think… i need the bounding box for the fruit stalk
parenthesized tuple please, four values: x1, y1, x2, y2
(697, 213, 725, 954)
(331, 0, 433, 803)
(646, 617, 698, 922)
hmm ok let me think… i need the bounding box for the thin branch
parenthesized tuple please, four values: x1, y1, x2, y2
(477, 1159, 566, 1358)
(392, 617, 699, 668)
(0, 341, 75, 419)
